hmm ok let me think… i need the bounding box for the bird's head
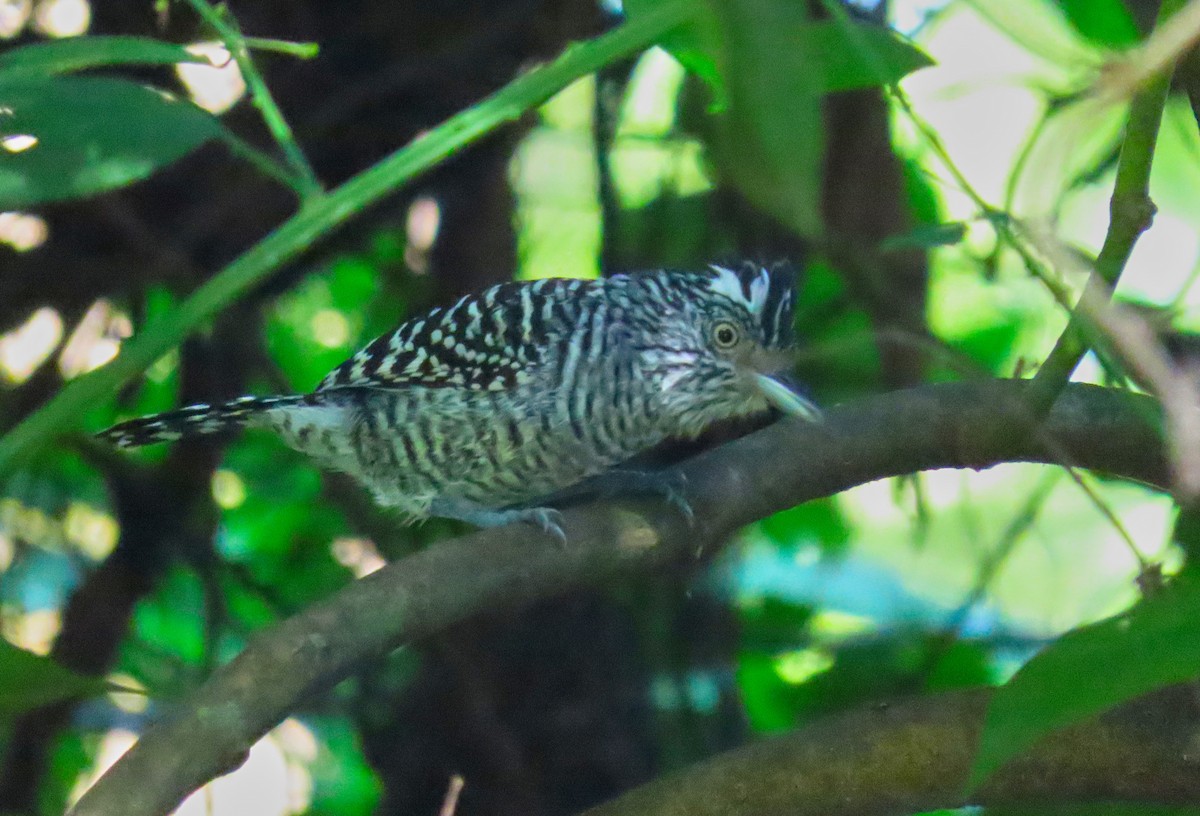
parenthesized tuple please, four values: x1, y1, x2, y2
(633, 263, 821, 437)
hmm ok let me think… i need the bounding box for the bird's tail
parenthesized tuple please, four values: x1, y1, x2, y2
(98, 395, 308, 448)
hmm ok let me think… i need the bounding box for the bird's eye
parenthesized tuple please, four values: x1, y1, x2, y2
(711, 321, 740, 350)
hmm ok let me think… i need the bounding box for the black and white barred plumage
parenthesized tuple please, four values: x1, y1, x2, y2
(99, 265, 817, 538)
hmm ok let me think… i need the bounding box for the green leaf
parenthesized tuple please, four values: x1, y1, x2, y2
(624, 1, 931, 109)
(625, 0, 727, 109)
(880, 222, 968, 253)
(969, 575, 1200, 790)
(651, 0, 931, 236)
(710, 0, 825, 236)
(1054, 0, 1141, 47)
(0, 35, 208, 78)
(0, 638, 106, 716)
(787, 20, 932, 93)
(0, 75, 224, 208)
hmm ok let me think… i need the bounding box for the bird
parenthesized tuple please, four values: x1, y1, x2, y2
(98, 264, 820, 541)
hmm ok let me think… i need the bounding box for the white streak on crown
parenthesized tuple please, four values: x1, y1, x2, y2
(707, 265, 770, 315)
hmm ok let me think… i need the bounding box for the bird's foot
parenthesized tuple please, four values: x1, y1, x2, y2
(579, 469, 694, 526)
(429, 498, 566, 545)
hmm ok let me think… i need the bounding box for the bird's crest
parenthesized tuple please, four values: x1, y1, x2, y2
(705, 263, 795, 348)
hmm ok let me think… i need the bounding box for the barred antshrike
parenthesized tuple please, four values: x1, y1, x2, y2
(99, 265, 819, 540)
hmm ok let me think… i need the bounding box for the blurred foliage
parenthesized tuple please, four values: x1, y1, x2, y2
(0, 640, 106, 714)
(0, 34, 203, 76)
(971, 571, 1200, 788)
(0, 75, 224, 208)
(1, 0, 1199, 814)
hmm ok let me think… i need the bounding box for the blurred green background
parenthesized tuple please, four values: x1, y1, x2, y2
(1, 0, 1198, 814)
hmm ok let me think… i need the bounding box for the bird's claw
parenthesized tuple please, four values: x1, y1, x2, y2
(594, 469, 694, 527)
(660, 474, 695, 527)
(520, 507, 567, 546)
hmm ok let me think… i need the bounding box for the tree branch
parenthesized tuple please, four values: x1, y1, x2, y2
(583, 687, 1200, 816)
(69, 380, 1166, 816)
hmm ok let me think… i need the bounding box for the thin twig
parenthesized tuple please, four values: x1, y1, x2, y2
(219, 130, 307, 193)
(1094, 0, 1200, 106)
(1026, 225, 1200, 502)
(242, 37, 319, 60)
(823, 0, 1188, 427)
(1028, 0, 1190, 410)
(182, 0, 323, 199)
(814, 327, 1145, 551)
(935, 469, 1060, 652)
(437, 775, 465, 816)
(1061, 466, 1146, 570)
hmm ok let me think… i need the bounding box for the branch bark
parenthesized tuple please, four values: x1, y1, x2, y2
(69, 380, 1167, 816)
(583, 687, 1200, 816)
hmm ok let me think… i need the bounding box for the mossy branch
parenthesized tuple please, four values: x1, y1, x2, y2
(584, 687, 1200, 816)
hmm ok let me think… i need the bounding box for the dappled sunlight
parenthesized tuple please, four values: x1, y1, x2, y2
(32, 0, 89, 37)
(212, 470, 248, 510)
(68, 729, 137, 808)
(2, 607, 62, 655)
(0, 211, 48, 251)
(177, 42, 246, 114)
(310, 308, 350, 348)
(807, 609, 875, 641)
(106, 673, 149, 715)
(0, 0, 31, 38)
(0, 306, 62, 384)
(63, 502, 118, 561)
(611, 137, 711, 210)
(404, 195, 440, 273)
(836, 466, 1175, 635)
(405, 197, 440, 251)
(331, 536, 385, 578)
(267, 260, 375, 390)
(70, 719, 319, 816)
(774, 648, 835, 685)
(0, 531, 12, 572)
(618, 47, 685, 138)
(734, 462, 1176, 643)
(1, 133, 37, 153)
(58, 300, 131, 380)
(1, 496, 118, 561)
(898, 4, 1055, 215)
(900, 0, 1200, 379)
(611, 47, 713, 208)
(513, 45, 716, 281)
(512, 125, 601, 282)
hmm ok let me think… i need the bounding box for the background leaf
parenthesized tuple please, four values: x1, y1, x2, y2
(0, 75, 224, 208)
(970, 576, 1200, 789)
(709, 0, 826, 237)
(0, 638, 106, 717)
(787, 20, 932, 93)
(1053, 0, 1141, 47)
(0, 35, 207, 78)
(880, 222, 968, 253)
(625, 0, 727, 108)
(660, 0, 932, 237)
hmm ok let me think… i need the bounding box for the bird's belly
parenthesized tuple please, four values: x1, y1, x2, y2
(351, 388, 662, 512)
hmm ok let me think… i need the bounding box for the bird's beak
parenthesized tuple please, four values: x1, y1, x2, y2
(753, 373, 822, 422)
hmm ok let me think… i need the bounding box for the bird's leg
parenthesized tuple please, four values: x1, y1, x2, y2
(429, 497, 566, 545)
(539, 469, 694, 525)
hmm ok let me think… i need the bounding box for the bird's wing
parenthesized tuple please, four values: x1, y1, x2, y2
(316, 278, 588, 392)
